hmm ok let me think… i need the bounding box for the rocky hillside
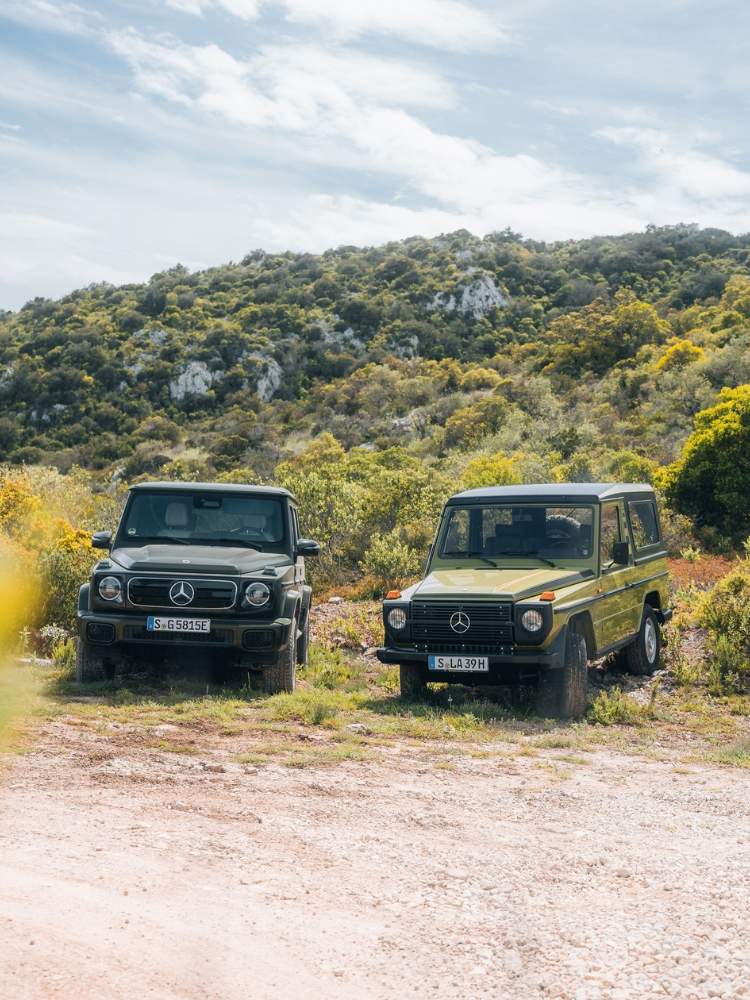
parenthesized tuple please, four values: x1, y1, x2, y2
(0, 223, 748, 482)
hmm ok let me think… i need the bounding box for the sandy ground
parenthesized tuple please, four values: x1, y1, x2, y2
(2, 714, 750, 1000)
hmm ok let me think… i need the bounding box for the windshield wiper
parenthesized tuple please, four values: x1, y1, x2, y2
(494, 549, 557, 568)
(153, 535, 191, 546)
(467, 552, 501, 569)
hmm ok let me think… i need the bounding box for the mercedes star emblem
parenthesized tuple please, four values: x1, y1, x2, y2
(449, 611, 471, 634)
(169, 580, 195, 606)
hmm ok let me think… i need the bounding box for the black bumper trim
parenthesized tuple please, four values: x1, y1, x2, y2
(78, 611, 292, 653)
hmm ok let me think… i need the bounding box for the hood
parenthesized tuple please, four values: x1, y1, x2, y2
(412, 566, 590, 602)
(110, 545, 291, 576)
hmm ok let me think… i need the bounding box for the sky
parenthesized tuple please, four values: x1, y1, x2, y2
(1, 0, 749, 310)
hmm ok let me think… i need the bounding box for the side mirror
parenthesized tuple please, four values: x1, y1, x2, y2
(92, 531, 112, 550)
(612, 541, 630, 565)
(296, 538, 321, 557)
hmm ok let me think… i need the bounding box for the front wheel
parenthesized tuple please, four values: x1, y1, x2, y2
(536, 625, 588, 719)
(262, 623, 297, 694)
(399, 662, 426, 700)
(625, 607, 661, 676)
(75, 639, 109, 683)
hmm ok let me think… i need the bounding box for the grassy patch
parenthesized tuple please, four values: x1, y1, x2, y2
(710, 740, 750, 768)
(587, 688, 653, 726)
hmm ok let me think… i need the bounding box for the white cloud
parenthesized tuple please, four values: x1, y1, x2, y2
(165, 0, 263, 18)
(279, 0, 507, 51)
(163, 0, 505, 50)
(600, 127, 750, 200)
(0, 0, 100, 36)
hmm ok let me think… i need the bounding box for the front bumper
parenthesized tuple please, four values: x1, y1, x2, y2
(376, 636, 565, 684)
(78, 610, 292, 662)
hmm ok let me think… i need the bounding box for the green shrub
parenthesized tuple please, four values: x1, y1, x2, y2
(587, 688, 650, 725)
(664, 384, 750, 540)
(359, 532, 422, 586)
(698, 568, 750, 693)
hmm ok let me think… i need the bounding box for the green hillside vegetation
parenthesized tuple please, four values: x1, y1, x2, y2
(1, 223, 750, 590)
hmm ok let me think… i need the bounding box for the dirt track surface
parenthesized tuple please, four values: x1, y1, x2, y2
(2, 719, 750, 1000)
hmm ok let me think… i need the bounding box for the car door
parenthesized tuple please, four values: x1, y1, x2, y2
(594, 501, 638, 649)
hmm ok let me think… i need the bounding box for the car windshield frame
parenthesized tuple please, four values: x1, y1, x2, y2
(114, 490, 291, 554)
(432, 502, 597, 570)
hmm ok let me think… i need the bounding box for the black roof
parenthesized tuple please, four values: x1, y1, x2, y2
(447, 483, 655, 505)
(129, 481, 296, 501)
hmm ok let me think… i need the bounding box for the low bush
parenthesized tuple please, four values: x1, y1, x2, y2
(699, 567, 750, 693)
(587, 688, 651, 726)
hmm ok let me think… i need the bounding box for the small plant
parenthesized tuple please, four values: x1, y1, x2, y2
(37, 623, 71, 659)
(680, 545, 702, 563)
(705, 635, 749, 695)
(52, 637, 76, 676)
(587, 688, 650, 726)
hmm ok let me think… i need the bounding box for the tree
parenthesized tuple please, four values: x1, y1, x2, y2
(663, 384, 750, 539)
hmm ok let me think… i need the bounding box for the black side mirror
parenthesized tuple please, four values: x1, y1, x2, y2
(296, 538, 321, 557)
(612, 541, 630, 565)
(92, 531, 112, 550)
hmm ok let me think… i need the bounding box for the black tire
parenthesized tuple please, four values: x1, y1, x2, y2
(297, 610, 310, 667)
(625, 606, 661, 676)
(536, 625, 588, 719)
(75, 638, 107, 683)
(399, 662, 426, 700)
(262, 622, 297, 694)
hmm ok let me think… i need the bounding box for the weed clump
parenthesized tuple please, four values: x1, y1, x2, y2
(588, 688, 651, 726)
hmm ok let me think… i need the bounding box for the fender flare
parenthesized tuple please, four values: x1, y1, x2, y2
(77, 583, 91, 614)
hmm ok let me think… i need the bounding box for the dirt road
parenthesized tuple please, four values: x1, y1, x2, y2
(2, 714, 750, 1000)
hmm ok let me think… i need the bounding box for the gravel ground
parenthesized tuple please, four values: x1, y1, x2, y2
(1, 714, 750, 1000)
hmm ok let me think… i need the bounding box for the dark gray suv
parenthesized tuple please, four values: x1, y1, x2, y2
(76, 481, 320, 692)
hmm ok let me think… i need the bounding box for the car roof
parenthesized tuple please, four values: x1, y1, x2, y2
(129, 481, 297, 502)
(446, 483, 655, 505)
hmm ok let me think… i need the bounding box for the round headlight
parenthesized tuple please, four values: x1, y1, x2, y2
(245, 582, 271, 608)
(98, 576, 122, 602)
(387, 608, 407, 631)
(521, 609, 544, 632)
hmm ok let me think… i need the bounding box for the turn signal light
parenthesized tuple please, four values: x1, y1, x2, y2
(540, 591, 556, 601)
(386, 589, 402, 600)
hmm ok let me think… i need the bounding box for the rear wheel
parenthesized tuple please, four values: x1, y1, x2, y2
(399, 662, 426, 700)
(262, 623, 297, 694)
(625, 607, 661, 676)
(536, 625, 588, 719)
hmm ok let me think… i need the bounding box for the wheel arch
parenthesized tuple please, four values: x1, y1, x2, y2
(568, 611, 595, 660)
(644, 590, 666, 623)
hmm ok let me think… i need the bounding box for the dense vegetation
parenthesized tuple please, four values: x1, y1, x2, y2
(2, 223, 750, 616)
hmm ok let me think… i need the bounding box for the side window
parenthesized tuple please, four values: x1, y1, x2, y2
(600, 504, 621, 569)
(291, 507, 300, 545)
(629, 501, 660, 549)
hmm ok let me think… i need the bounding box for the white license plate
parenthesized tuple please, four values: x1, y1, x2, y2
(146, 616, 211, 634)
(428, 655, 489, 672)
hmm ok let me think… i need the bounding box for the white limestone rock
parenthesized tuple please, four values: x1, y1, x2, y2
(460, 274, 508, 318)
(169, 361, 220, 401)
(243, 354, 283, 402)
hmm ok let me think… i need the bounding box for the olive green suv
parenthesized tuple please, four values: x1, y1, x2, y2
(377, 484, 671, 718)
(76, 482, 320, 692)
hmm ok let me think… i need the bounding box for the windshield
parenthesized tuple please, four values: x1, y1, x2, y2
(117, 492, 288, 551)
(437, 504, 595, 566)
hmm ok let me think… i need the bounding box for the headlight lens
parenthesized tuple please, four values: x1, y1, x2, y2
(387, 608, 407, 631)
(245, 582, 271, 608)
(521, 609, 544, 632)
(98, 576, 122, 602)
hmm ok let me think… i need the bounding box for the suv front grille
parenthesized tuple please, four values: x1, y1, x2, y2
(411, 600, 513, 649)
(127, 577, 238, 611)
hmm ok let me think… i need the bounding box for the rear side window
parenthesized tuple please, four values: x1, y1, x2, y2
(629, 501, 660, 549)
